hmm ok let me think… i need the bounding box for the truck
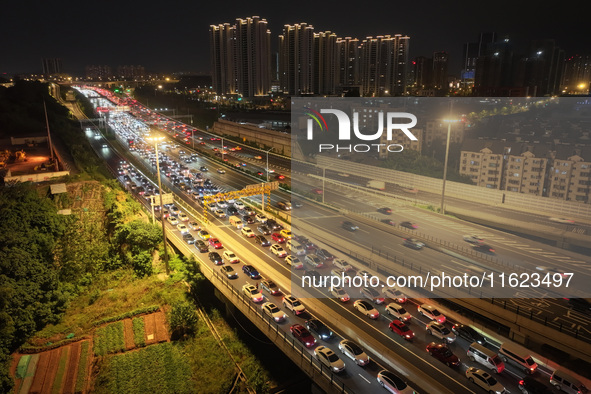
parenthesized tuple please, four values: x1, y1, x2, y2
(229, 215, 243, 229)
(366, 180, 386, 190)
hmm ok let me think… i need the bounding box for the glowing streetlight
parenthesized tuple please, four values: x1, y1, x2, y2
(146, 134, 169, 275)
(441, 117, 461, 215)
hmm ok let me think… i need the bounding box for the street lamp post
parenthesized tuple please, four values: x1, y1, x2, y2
(266, 147, 274, 182)
(322, 167, 326, 204)
(440, 118, 460, 215)
(147, 135, 170, 275)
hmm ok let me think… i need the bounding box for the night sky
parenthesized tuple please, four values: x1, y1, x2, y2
(2, 0, 589, 77)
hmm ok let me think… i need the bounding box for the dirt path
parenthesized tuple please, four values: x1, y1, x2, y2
(63, 342, 81, 394)
(144, 313, 157, 345)
(154, 311, 169, 343)
(123, 318, 135, 350)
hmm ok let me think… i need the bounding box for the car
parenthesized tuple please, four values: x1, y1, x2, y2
(220, 265, 238, 279)
(315, 346, 345, 373)
(242, 207, 256, 216)
(377, 370, 416, 394)
(275, 174, 286, 180)
(338, 340, 369, 366)
(271, 232, 286, 243)
(332, 259, 352, 272)
(549, 217, 575, 224)
(463, 234, 485, 244)
(304, 254, 323, 268)
(242, 265, 261, 279)
(473, 243, 495, 253)
(214, 209, 226, 218)
(188, 221, 201, 231)
(518, 376, 553, 394)
(217, 168, 226, 174)
(178, 212, 189, 221)
(170, 206, 180, 216)
(465, 367, 507, 394)
(208, 252, 223, 265)
(426, 321, 456, 343)
(311, 188, 323, 195)
(304, 269, 321, 281)
(262, 302, 286, 323)
(260, 279, 281, 295)
(426, 342, 461, 367)
(566, 297, 591, 314)
(254, 155, 262, 159)
(279, 229, 291, 239)
(382, 287, 407, 304)
(277, 201, 290, 210)
(403, 238, 424, 249)
(208, 238, 223, 249)
(255, 213, 267, 223)
(385, 303, 411, 322)
(316, 249, 335, 262)
(200, 166, 208, 172)
(330, 286, 350, 302)
(286, 255, 304, 269)
(182, 233, 195, 244)
(242, 215, 255, 224)
(342, 221, 358, 231)
(418, 304, 446, 323)
(353, 300, 380, 319)
(389, 319, 415, 340)
(242, 283, 264, 303)
(452, 324, 487, 345)
(227, 206, 239, 216)
(292, 200, 303, 208)
(535, 266, 568, 278)
(241, 227, 255, 238)
(377, 207, 393, 215)
(177, 223, 189, 233)
(400, 221, 418, 229)
(222, 250, 240, 264)
(198, 230, 211, 240)
(290, 324, 316, 348)
(257, 225, 271, 235)
(305, 319, 333, 340)
(256, 171, 264, 176)
(270, 244, 288, 258)
(195, 240, 209, 253)
(381, 219, 396, 226)
(283, 295, 306, 315)
(166, 216, 179, 225)
(360, 287, 386, 304)
(254, 235, 271, 247)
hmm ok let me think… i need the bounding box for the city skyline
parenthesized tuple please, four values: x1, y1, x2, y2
(2, 0, 590, 76)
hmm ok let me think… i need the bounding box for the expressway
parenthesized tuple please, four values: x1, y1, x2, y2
(75, 86, 591, 393)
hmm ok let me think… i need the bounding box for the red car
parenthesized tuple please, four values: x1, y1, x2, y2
(208, 237, 223, 249)
(290, 324, 316, 348)
(426, 342, 460, 367)
(311, 188, 323, 195)
(272, 233, 286, 243)
(389, 319, 414, 341)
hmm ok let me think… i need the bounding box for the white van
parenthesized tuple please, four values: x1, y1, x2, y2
(550, 370, 589, 394)
(287, 239, 305, 255)
(499, 343, 538, 374)
(467, 342, 505, 373)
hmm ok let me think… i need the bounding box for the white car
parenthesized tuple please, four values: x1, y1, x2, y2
(255, 213, 267, 223)
(382, 287, 407, 304)
(418, 304, 446, 323)
(178, 212, 189, 221)
(338, 340, 369, 366)
(385, 302, 411, 322)
(214, 209, 226, 218)
(463, 234, 484, 244)
(217, 168, 226, 174)
(216, 201, 228, 208)
(242, 284, 263, 303)
(234, 201, 245, 209)
(270, 244, 287, 258)
(465, 367, 506, 394)
(167, 216, 179, 225)
(333, 259, 353, 272)
(223, 250, 240, 264)
(241, 227, 255, 238)
(377, 370, 416, 394)
(549, 217, 575, 224)
(262, 302, 286, 322)
(353, 300, 379, 319)
(314, 346, 345, 373)
(426, 321, 456, 343)
(177, 223, 189, 233)
(330, 286, 350, 302)
(282, 295, 306, 315)
(286, 255, 304, 269)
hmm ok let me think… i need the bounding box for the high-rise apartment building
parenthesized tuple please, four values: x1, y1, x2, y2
(337, 37, 361, 89)
(521, 39, 564, 96)
(279, 23, 315, 95)
(41, 58, 62, 75)
(561, 54, 591, 94)
(462, 33, 496, 87)
(359, 35, 410, 96)
(210, 16, 271, 98)
(85, 65, 112, 80)
(314, 31, 338, 95)
(432, 51, 449, 90)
